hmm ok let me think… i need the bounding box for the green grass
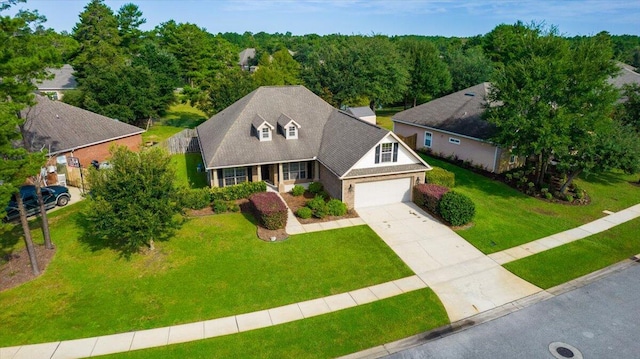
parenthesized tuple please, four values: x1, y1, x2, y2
(102, 288, 448, 359)
(504, 217, 640, 289)
(142, 124, 183, 144)
(172, 153, 207, 188)
(375, 106, 404, 131)
(0, 206, 414, 346)
(421, 155, 640, 253)
(162, 103, 208, 128)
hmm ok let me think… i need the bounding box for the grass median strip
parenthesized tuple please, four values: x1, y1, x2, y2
(504, 217, 640, 289)
(99, 288, 448, 359)
(0, 206, 413, 346)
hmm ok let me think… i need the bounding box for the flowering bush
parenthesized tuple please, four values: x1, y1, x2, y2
(249, 192, 288, 230)
(413, 183, 450, 213)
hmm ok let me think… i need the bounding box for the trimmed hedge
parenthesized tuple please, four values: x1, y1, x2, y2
(291, 185, 305, 196)
(306, 195, 328, 219)
(296, 207, 312, 219)
(438, 191, 475, 226)
(249, 192, 288, 230)
(413, 183, 449, 213)
(308, 182, 323, 194)
(212, 200, 239, 213)
(327, 199, 347, 216)
(177, 187, 210, 209)
(425, 167, 455, 187)
(210, 181, 266, 201)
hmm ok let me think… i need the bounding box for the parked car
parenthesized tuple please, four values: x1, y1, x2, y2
(3, 185, 71, 222)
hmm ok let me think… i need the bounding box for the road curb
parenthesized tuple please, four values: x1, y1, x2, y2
(337, 258, 640, 359)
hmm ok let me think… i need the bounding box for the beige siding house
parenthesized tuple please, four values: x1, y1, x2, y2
(393, 82, 520, 174)
(197, 86, 430, 209)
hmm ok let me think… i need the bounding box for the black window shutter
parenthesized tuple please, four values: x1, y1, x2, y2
(307, 162, 313, 179)
(248, 167, 253, 182)
(393, 142, 399, 162)
(217, 169, 223, 187)
(375, 145, 380, 164)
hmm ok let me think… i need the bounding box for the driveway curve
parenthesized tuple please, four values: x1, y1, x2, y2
(358, 202, 542, 321)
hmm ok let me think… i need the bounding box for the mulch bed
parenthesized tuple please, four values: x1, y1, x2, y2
(280, 192, 359, 224)
(1, 245, 55, 292)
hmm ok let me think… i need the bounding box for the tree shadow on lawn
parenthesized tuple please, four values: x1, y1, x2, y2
(164, 111, 207, 128)
(0, 218, 43, 260)
(579, 171, 636, 186)
(74, 211, 175, 259)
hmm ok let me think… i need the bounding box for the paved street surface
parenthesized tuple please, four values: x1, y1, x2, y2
(387, 262, 640, 359)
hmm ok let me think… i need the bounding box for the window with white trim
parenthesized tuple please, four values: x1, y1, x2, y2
(449, 137, 461, 145)
(283, 162, 307, 180)
(424, 131, 433, 148)
(261, 127, 270, 140)
(223, 167, 247, 186)
(288, 125, 296, 137)
(380, 143, 393, 162)
(509, 154, 516, 164)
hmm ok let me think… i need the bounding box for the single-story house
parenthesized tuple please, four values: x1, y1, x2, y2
(346, 106, 376, 125)
(20, 95, 144, 185)
(36, 64, 77, 100)
(393, 82, 519, 173)
(196, 85, 431, 209)
(238, 48, 257, 72)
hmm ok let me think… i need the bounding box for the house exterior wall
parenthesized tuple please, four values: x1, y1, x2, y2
(359, 115, 376, 125)
(341, 172, 423, 209)
(318, 162, 343, 200)
(394, 122, 504, 173)
(351, 134, 418, 169)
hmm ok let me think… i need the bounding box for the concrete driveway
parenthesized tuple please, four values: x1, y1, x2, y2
(358, 202, 542, 321)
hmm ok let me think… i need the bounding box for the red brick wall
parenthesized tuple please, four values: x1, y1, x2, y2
(65, 134, 142, 166)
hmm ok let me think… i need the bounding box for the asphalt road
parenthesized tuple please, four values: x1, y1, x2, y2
(387, 262, 640, 359)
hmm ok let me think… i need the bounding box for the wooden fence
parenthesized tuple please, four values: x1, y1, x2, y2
(158, 129, 200, 154)
(397, 133, 417, 150)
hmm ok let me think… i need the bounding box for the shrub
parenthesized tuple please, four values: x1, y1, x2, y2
(565, 194, 574, 203)
(291, 185, 305, 196)
(425, 167, 455, 187)
(177, 187, 210, 209)
(308, 182, 323, 194)
(249, 192, 288, 230)
(307, 195, 328, 218)
(213, 199, 229, 213)
(296, 207, 312, 219)
(327, 199, 347, 216)
(228, 202, 240, 212)
(575, 190, 584, 200)
(318, 190, 330, 199)
(545, 192, 553, 200)
(211, 181, 266, 201)
(413, 183, 449, 213)
(438, 191, 475, 226)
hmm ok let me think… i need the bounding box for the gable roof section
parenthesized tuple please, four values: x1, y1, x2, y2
(346, 106, 375, 118)
(609, 62, 640, 89)
(392, 82, 496, 141)
(36, 64, 77, 91)
(238, 48, 256, 67)
(20, 95, 144, 154)
(197, 86, 334, 169)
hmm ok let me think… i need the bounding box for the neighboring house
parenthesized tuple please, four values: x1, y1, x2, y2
(393, 82, 518, 174)
(346, 106, 376, 125)
(20, 95, 144, 185)
(197, 86, 430, 209)
(609, 62, 640, 95)
(238, 48, 257, 72)
(35, 64, 77, 100)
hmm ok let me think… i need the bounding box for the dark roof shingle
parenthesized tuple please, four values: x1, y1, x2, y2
(36, 64, 77, 91)
(20, 95, 144, 154)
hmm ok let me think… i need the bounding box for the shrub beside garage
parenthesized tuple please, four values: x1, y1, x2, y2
(413, 180, 475, 226)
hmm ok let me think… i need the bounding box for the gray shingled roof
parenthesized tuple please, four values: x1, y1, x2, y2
(238, 48, 256, 67)
(196, 86, 424, 178)
(36, 64, 77, 91)
(20, 95, 144, 154)
(346, 106, 375, 118)
(392, 82, 496, 140)
(345, 164, 427, 178)
(608, 63, 640, 89)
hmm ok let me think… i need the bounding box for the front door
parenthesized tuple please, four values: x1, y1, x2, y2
(261, 164, 271, 183)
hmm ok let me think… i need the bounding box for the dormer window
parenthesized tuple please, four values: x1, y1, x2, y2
(261, 127, 271, 140)
(277, 113, 301, 140)
(252, 114, 274, 142)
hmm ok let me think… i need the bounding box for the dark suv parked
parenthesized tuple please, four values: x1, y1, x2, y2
(3, 185, 71, 222)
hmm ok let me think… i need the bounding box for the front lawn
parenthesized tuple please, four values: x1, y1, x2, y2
(375, 106, 403, 131)
(0, 204, 414, 346)
(102, 288, 448, 359)
(504, 217, 640, 289)
(421, 154, 640, 253)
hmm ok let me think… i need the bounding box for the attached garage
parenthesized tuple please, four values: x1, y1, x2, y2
(354, 177, 412, 209)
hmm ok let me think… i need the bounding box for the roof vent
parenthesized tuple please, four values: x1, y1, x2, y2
(464, 92, 475, 97)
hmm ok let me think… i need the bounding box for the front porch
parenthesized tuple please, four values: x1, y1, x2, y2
(209, 160, 320, 192)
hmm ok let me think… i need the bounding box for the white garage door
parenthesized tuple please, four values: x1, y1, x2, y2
(354, 177, 412, 209)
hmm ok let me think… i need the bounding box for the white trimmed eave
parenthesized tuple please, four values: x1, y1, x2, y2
(392, 118, 494, 144)
(47, 130, 145, 157)
(204, 157, 317, 171)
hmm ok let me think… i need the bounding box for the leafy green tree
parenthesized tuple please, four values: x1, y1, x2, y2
(445, 46, 493, 92)
(71, 0, 124, 77)
(253, 49, 301, 86)
(485, 24, 620, 190)
(398, 39, 451, 107)
(207, 67, 256, 114)
(1, 2, 57, 273)
(116, 2, 146, 54)
(85, 146, 180, 256)
(615, 83, 640, 131)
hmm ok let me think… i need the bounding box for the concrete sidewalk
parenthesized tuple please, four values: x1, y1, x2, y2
(0, 275, 427, 359)
(358, 203, 542, 322)
(488, 203, 640, 265)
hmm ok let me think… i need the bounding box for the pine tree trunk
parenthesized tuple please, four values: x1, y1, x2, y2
(35, 180, 53, 249)
(560, 169, 582, 194)
(16, 193, 40, 275)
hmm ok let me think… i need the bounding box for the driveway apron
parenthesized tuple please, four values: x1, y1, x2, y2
(358, 202, 542, 321)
